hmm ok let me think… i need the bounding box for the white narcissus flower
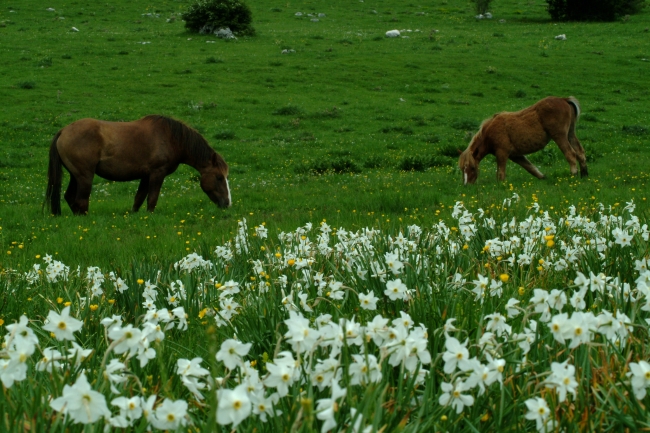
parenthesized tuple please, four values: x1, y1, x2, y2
(4, 315, 39, 348)
(438, 379, 474, 414)
(104, 359, 127, 394)
(264, 351, 297, 397)
(384, 278, 408, 301)
(442, 337, 470, 374)
(315, 381, 347, 433)
(548, 313, 569, 344)
(384, 250, 403, 275)
(35, 347, 63, 372)
(150, 399, 188, 430)
(628, 360, 650, 399)
(216, 339, 252, 370)
(545, 361, 578, 403)
(108, 324, 142, 355)
(284, 311, 320, 354)
(505, 298, 520, 318)
(217, 384, 252, 427)
(50, 372, 110, 424)
(250, 390, 280, 422)
(349, 354, 382, 386)
(111, 396, 143, 423)
(524, 397, 551, 433)
(311, 356, 341, 391)
(42, 306, 83, 341)
(471, 274, 489, 302)
(358, 291, 378, 310)
(484, 312, 511, 336)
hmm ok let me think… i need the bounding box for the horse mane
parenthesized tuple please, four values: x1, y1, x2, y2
(143, 115, 228, 170)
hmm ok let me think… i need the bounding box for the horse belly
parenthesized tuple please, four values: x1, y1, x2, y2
(508, 117, 549, 154)
(95, 160, 147, 182)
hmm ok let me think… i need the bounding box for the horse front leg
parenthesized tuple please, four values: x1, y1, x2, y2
(509, 155, 545, 179)
(132, 178, 150, 212)
(145, 174, 166, 212)
(496, 153, 508, 182)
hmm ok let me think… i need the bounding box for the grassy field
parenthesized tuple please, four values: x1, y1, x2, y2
(1, 0, 650, 432)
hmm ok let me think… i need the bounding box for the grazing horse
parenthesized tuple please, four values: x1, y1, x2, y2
(45, 115, 231, 215)
(458, 96, 588, 184)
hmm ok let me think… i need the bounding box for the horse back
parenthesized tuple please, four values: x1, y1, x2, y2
(57, 118, 180, 181)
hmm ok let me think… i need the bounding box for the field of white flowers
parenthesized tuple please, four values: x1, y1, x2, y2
(2, 195, 650, 432)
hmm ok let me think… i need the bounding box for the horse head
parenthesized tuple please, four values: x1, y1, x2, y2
(200, 153, 231, 208)
(458, 148, 479, 185)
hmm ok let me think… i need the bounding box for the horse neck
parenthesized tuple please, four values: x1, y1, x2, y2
(178, 142, 214, 174)
(467, 134, 488, 162)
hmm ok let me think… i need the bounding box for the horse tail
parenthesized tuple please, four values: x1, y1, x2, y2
(566, 96, 580, 138)
(44, 131, 63, 215)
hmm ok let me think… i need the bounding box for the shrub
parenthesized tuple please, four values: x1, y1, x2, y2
(546, 0, 646, 21)
(622, 125, 648, 135)
(363, 155, 390, 169)
(214, 130, 236, 140)
(451, 118, 479, 131)
(473, 0, 494, 14)
(379, 126, 414, 135)
(18, 81, 36, 89)
(273, 105, 304, 116)
(397, 154, 454, 171)
(182, 0, 255, 35)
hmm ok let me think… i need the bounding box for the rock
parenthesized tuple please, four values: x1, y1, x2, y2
(46, 8, 55, 12)
(475, 14, 484, 19)
(318, 13, 326, 17)
(295, 12, 303, 16)
(216, 27, 236, 39)
(281, 49, 296, 54)
(71, 27, 79, 32)
(485, 12, 493, 19)
(385, 29, 400, 38)
(555, 34, 566, 40)
(311, 18, 319, 22)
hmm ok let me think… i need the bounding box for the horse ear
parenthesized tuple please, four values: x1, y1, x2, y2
(457, 149, 463, 156)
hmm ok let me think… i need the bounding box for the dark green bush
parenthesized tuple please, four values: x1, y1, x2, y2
(297, 157, 362, 175)
(182, 0, 255, 35)
(473, 0, 494, 14)
(273, 105, 304, 116)
(214, 130, 236, 140)
(546, 0, 646, 21)
(397, 154, 455, 171)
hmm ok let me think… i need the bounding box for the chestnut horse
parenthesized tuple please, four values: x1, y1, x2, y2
(458, 96, 587, 184)
(45, 115, 231, 215)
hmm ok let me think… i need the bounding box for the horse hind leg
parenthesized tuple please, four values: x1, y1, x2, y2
(64, 176, 79, 214)
(132, 178, 150, 212)
(552, 134, 579, 176)
(509, 155, 545, 179)
(73, 177, 93, 215)
(570, 135, 588, 177)
(145, 174, 166, 212)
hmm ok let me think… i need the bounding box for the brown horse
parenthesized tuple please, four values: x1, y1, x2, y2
(458, 96, 588, 184)
(45, 115, 231, 215)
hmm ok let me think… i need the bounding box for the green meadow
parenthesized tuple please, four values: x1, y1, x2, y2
(1, 1, 650, 432)
(1, 0, 649, 268)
